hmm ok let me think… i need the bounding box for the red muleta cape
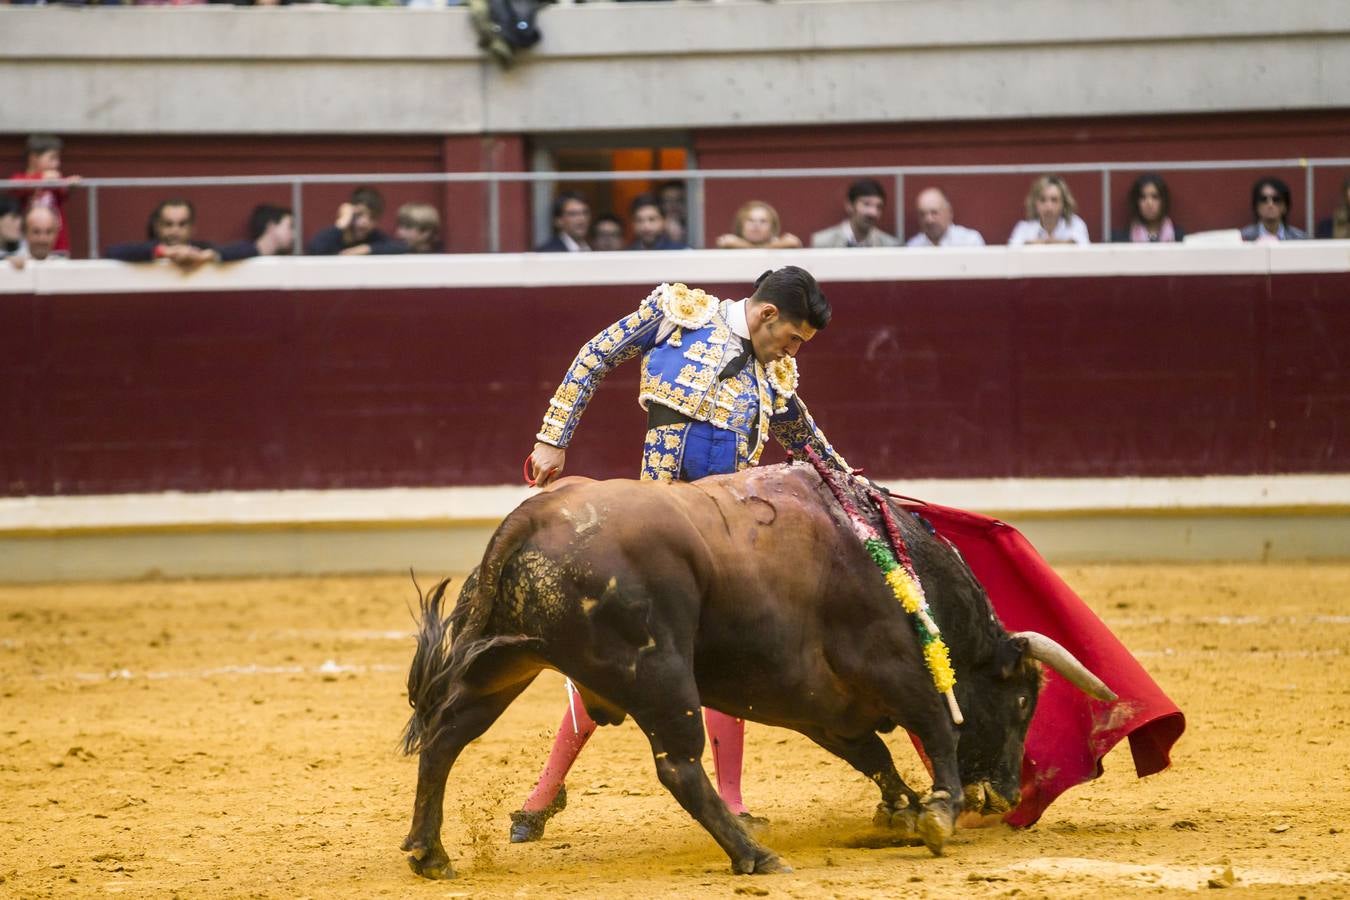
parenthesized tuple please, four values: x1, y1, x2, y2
(903, 500, 1186, 827)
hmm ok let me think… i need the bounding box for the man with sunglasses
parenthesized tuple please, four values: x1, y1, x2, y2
(1240, 178, 1309, 242)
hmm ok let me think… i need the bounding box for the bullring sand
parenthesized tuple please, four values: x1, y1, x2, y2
(1, 563, 1347, 897)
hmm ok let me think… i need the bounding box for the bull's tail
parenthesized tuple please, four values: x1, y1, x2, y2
(401, 509, 542, 755)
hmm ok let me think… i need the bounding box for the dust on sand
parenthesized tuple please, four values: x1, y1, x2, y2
(1, 564, 1347, 897)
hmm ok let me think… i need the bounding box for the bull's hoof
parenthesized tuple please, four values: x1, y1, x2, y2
(733, 850, 792, 875)
(508, 785, 568, 843)
(403, 842, 454, 880)
(873, 802, 921, 842)
(917, 808, 954, 857)
(407, 854, 455, 880)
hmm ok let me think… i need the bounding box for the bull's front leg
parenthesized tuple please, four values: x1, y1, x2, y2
(803, 729, 923, 841)
(908, 719, 963, 857)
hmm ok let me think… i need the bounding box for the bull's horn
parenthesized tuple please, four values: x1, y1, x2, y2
(1013, 632, 1118, 702)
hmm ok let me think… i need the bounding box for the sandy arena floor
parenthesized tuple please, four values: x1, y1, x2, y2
(2, 563, 1348, 898)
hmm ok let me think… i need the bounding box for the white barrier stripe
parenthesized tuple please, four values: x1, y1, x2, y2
(14, 647, 1343, 685)
(1105, 614, 1350, 627)
(1130, 648, 1344, 658)
(1, 243, 1348, 297)
(29, 661, 405, 683)
(3, 474, 1349, 533)
(5, 615, 1342, 653)
(0, 629, 416, 649)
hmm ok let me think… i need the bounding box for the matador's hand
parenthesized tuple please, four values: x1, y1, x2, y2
(529, 442, 566, 488)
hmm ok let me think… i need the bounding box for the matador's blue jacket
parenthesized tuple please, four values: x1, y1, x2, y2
(536, 282, 850, 482)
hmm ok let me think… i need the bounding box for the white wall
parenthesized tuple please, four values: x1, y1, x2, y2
(4, 242, 1349, 296)
(3, 1, 1348, 134)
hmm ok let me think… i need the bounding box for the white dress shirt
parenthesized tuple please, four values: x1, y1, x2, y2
(906, 224, 987, 248)
(1008, 215, 1091, 246)
(727, 298, 751, 340)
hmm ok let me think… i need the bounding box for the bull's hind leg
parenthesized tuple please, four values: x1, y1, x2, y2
(403, 675, 536, 880)
(628, 667, 788, 875)
(803, 729, 923, 842)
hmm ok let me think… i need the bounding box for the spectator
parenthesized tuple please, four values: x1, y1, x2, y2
(8, 134, 77, 256)
(1008, 175, 1091, 245)
(0, 196, 20, 260)
(395, 203, 444, 253)
(906, 188, 985, 247)
(715, 200, 802, 249)
(1314, 176, 1350, 240)
(590, 213, 625, 252)
(305, 186, 407, 255)
(7, 207, 66, 270)
(626, 194, 688, 250)
(21, 206, 64, 261)
(810, 178, 900, 248)
(535, 192, 591, 252)
(219, 204, 295, 261)
(1112, 174, 1184, 243)
(658, 180, 688, 244)
(104, 198, 220, 269)
(1241, 177, 1307, 242)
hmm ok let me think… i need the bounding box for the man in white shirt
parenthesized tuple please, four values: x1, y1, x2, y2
(6, 205, 67, 270)
(906, 188, 986, 248)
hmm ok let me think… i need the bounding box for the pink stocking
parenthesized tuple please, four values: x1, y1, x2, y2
(703, 708, 747, 815)
(521, 699, 596, 813)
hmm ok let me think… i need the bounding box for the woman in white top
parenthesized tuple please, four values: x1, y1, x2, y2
(1008, 175, 1091, 246)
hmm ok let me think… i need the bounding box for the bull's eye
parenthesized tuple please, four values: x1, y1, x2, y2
(1017, 695, 1028, 712)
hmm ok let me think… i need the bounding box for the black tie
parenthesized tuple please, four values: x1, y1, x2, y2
(718, 337, 754, 381)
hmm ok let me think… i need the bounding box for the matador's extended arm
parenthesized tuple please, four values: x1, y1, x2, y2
(536, 288, 665, 448)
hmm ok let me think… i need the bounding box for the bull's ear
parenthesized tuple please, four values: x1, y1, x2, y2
(998, 635, 1030, 678)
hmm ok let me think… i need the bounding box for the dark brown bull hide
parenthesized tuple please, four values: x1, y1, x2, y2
(401, 462, 1113, 878)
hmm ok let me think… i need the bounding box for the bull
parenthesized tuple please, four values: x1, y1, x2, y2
(400, 462, 1115, 878)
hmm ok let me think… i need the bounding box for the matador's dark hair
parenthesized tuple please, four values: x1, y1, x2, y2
(752, 266, 830, 330)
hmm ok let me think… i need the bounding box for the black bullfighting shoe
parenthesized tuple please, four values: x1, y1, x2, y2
(508, 784, 568, 843)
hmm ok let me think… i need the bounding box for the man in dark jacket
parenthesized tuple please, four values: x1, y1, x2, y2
(625, 193, 689, 251)
(104, 198, 220, 270)
(219, 204, 296, 261)
(535, 192, 591, 252)
(305, 186, 408, 256)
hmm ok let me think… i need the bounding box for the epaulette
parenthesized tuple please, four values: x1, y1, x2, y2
(657, 282, 719, 330)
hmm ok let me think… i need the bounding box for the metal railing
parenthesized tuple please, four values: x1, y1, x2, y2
(6, 156, 1348, 258)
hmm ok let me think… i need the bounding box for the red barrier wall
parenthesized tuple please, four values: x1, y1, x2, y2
(3, 271, 1347, 496)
